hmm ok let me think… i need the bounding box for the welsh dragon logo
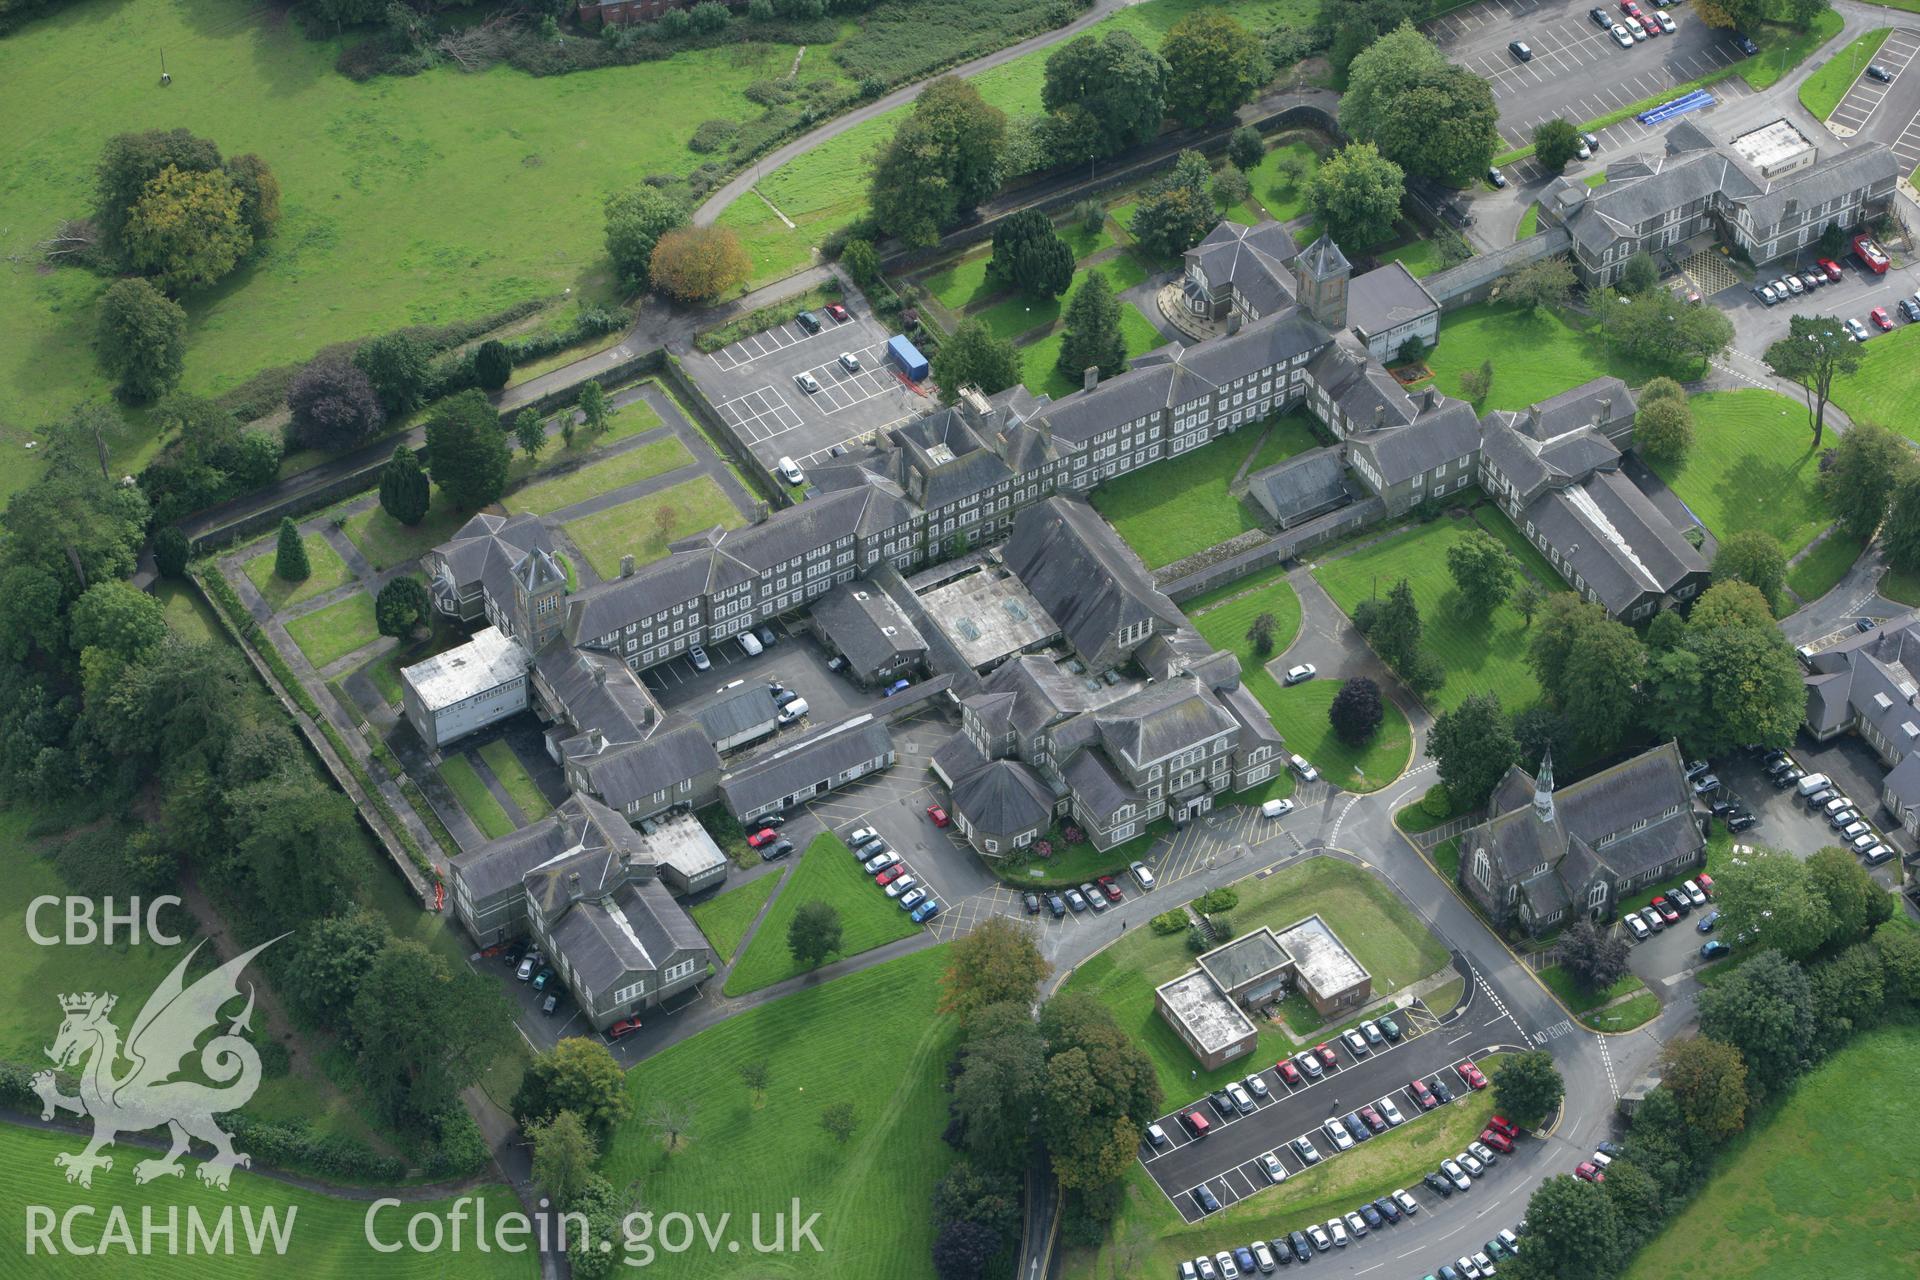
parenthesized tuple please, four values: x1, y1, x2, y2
(31, 937, 281, 1191)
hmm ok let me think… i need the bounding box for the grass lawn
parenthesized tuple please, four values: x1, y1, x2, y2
(477, 738, 552, 821)
(1880, 565, 1920, 606)
(1538, 963, 1648, 1015)
(1646, 390, 1829, 558)
(340, 497, 474, 574)
(1068, 1060, 1498, 1277)
(1019, 301, 1167, 398)
(440, 753, 515, 840)
(1788, 531, 1867, 602)
(722, 834, 923, 996)
(1431, 835, 1461, 882)
(1471, 502, 1570, 589)
(1586, 991, 1660, 1031)
(1742, 10, 1849, 90)
(1516, 202, 1541, 240)
(1246, 139, 1323, 223)
(505, 435, 693, 516)
(1377, 237, 1449, 279)
(1090, 413, 1319, 567)
(1422, 302, 1663, 409)
(995, 820, 1171, 887)
(1619, 833, 1737, 917)
(1394, 801, 1453, 835)
(973, 258, 1152, 343)
(242, 533, 356, 612)
(1193, 575, 1305, 670)
(1059, 855, 1453, 1103)
(603, 946, 958, 1280)
(690, 874, 782, 962)
(0, 1126, 533, 1280)
(563, 474, 744, 578)
(1621, 1019, 1920, 1280)
(1831, 321, 1920, 443)
(156, 579, 221, 643)
(922, 251, 999, 312)
(1313, 516, 1546, 715)
(284, 591, 381, 669)
(0, 0, 860, 496)
(551, 393, 666, 450)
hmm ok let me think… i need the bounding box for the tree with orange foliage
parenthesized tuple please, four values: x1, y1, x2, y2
(648, 226, 751, 302)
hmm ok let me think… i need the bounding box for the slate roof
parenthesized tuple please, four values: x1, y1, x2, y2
(1248, 446, 1351, 523)
(1095, 676, 1237, 768)
(1800, 617, 1920, 746)
(718, 715, 893, 815)
(1522, 468, 1706, 614)
(693, 685, 778, 745)
(548, 877, 706, 991)
(1219, 681, 1284, 746)
(1487, 377, 1635, 444)
(1566, 151, 1759, 256)
(1003, 497, 1185, 665)
(577, 720, 720, 812)
(1136, 628, 1241, 691)
(1297, 233, 1350, 282)
(451, 793, 653, 905)
(537, 641, 658, 744)
(812, 583, 927, 674)
(932, 730, 989, 787)
(1062, 747, 1134, 816)
(1348, 262, 1439, 338)
(1743, 145, 1898, 230)
(433, 512, 555, 593)
(950, 758, 1054, 837)
(1349, 397, 1483, 487)
(1186, 218, 1301, 315)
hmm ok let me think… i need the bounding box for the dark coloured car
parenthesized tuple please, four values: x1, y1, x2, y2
(1700, 940, 1732, 960)
(1359, 1203, 1384, 1230)
(1734, 31, 1759, 55)
(1868, 63, 1896, 83)
(1210, 1089, 1237, 1118)
(761, 838, 794, 861)
(1023, 891, 1041, 914)
(1509, 39, 1533, 60)
(531, 966, 556, 991)
(1193, 1185, 1220, 1214)
(1234, 1246, 1257, 1273)
(1697, 909, 1720, 933)
(1488, 166, 1508, 189)
(1590, 5, 1612, 25)
(1046, 893, 1067, 918)
(795, 309, 822, 333)
(1359, 1105, 1386, 1134)
(1374, 1195, 1401, 1223)
(1432, 1076, 1455, 1103)
(1424, 1171, 1455, 1198)
(1288, 1232, 1311, 1263)
(1378, 1015, 1403, 1041)
(1343, 1112, 1370, 1143)
(1771, 767, 1804, 790)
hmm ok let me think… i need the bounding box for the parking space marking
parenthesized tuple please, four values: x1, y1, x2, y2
(1825, 30, 1918, 132)
(716, 385, 806, 445)
(707, 319, 838, 372)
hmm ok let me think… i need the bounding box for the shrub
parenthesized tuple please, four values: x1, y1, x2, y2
(1421, 783, 1452, 820)
(1186, 926, 1210, 953)
(688, 1, 729, 34)
(286, 354, 385, 452)
(688, 119, 739, 154)
(473, 340, 513, 391)
(1150, 909, 1189, 935)
(1195, 887, 1240, 914)
(154, 526, 190, 578)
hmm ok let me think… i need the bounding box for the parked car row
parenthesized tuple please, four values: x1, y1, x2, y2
(1577, 2, 1677, 54)
(1622, 872, 1716, 941)
(503, 941, 566, 1016)
(845, 826, 942, 923)
(1416, 1226, 1527, 1280)
(1024, 873, 1125, 919)
(1785, 759, 1897, 863)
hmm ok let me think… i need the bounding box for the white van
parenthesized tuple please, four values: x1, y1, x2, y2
(777, 697, 809, 725)
(737, 631, 763, 657)
(1290, 753, 1320, 783)
(777, 456, 806, 485)
(1795, 773, 1831, 797)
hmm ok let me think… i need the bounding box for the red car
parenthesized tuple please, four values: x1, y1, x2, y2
(1620, 0, 1641, 15)
(1096, 874, 1123, 903)
(1479, 1128, 1515, 1154)
(1358, 1105, 1386, 1134)
(1697, 873, 1716, 899)
(1315, 1043, 1339, 1069)
(1871, 306, 1894, 331)
(876, 864, 907, 886)
(1410, 1079, 1437, 1110)
(1457, 1060, 1488, 1091)
(1487, 1115, 1519, 1140)
(1817, 258, 1843, 283)
(607, 1017, 642, 1041)
(825, 303, 851, 323)
(747, 827, 780, 848)
(1277, 1059, 1303, 1086)
(1652, 895, 1681, 925)
(1575, 1161, 1606, 1183)
(926, 804, 950, 827)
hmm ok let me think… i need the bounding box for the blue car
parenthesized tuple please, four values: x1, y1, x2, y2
(1700, 940, 1731, 960)
(1233, 1246, 1257, 1273)
(1696, 909, 1720, 934)
(911, 899, 941, 924)
(882, 678, 912, 696)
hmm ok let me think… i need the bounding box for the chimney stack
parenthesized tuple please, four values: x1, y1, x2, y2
(594, 664, 608, 687)
(1226, 312, 1242, 336)
(1599, 396, 1613, 422)
(1373, 403, 1385, 428)
(1083, 366, 1100, 393)
(588, 727, 605, 752)
(1423, 385, 1439, 411)
(620, 554, 635, 578)
(568, 870, 581, 894)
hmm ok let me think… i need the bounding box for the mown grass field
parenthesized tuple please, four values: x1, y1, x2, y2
(1421, 302, 1662, 410)
(1377, 237, 1447, 278)
(561, 474, 744, 578)
(1621, 1019, 1920, 1280)
(1060, 855, 1451, 1098)
(1245, 138, 1322, 223)
(476, 739, 551, 821)
(0, 1125, 535, 1279)
(603, 946, 958, 1280)
(1190, 575, 1304, 673)
(1067, 1054, 1500, 1278)
(690, 873, 782, 962)
(439, 753, 514, 840)
(1832, 321, 1920, 443)
(1090, 413, 1319, 567)
(284, 591, 380, 669)
(0, 0, 853, 495)
(1018, 301, 1166, 399)
(341, 499, 473, 575)
(1798, 27, 1892, 119)
(1646, 389, 1829, 559)
(242, 533, 355, 611)
(722, 834, 923, 996)
(1312, 515, 1546, 715)
(504, 435, 692, 516)
(1788, 531, 1867, 603)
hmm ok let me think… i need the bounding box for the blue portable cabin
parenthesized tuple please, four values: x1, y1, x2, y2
(887, 334, 929, 381)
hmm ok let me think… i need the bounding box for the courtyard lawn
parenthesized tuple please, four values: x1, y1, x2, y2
(1246, 138, 1323, 223)
(1059, 855, 1451, 1103)
(1315, 516, 1562, 713)
(1060, 214, 1118, 261)
(357, 646, 410, 708)
(722, 834, 923, 996)
(690, 874, 783, 962)
(1423, 302, 1661, 410)
(1068, 1056, 1500, 1278)
(156, 579, 221, 643)
(603, 947, 958, 1280)
(1190, 576, 1305, 670)
(1377, 237, 1448, 278)
(994, 820, 1171, 887)
(1621, 1020, 1920, 1280)
(284, 592, 381, 669)
(1539, 963, 1650, 1015)
(440, 753, 515, 840)
(1090, 413, 1320, 568)
(0, 1126, 533, 1280)
(1646, 389, 1829, 557)
(505, 435, 694, 516)
(562, 475, 744, 578)
(477, 739, 552, 821)
(1470, 502, 1570, 589)
(1019, 301, 1167, 398)
(0, 0, 865, 495)
(922, 251, 999, 312)
(1516, 202, 1542, 240)
(242, 533, 356, 611)
(1831, 322, 1920, 444)
(1788, 532, 1867, 603)
(340, 497, 473, 574)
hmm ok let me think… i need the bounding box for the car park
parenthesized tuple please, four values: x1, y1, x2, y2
(515, 954, 539, 981)
(1804, 786, 1837, 809)
(1359, 1105, 1387, 1134)
(1458, 1060, 1488, 1090)
(1692, 773, 1720, 794)
(1684, 759, 1710, 780)
(1474, 1251, 1499, 1276)
(1902, 295, 1920, 323)
(1432, 1076, 1454, 1103)
(795, 309, 822, 333)
(1250, 1241, 1276, 1271)
(837, 352, 861, 373)
(1848, 830, 1880, 853)
(1181, 1110, 1211, 1139)
(1498, 1228, 1521, 1254)
(762, 838, 794, 861)
(1146, 1123, 1168, 1148)
(531, 966, 555, 991)
(1841, 820, 1871, 842)
(1625, 14, 1646, 38)
(793, 371, 820, 394)
(1288, 1230, 1312, 1262)
(1022, 891, 1041, 914)
(1458, 1257, 1482, 1279)
(1327, 1218, 1349, 1247)
(911, 898, 941, 923)
(1343, 1112, 1370, 1143)
(687, 643, 711, 671)
(1863, 842, 1895, 864)
(1652, 896, 1680, 925)
(1727, 812, 1758, 832)
(776, 697, 809, 724)
(1277, 1058, 1302, 1086)
(1682, 880, 1706, 906)
(1374, 1195, 1400, 1223)
(925, 804, 949, 827)
(1360, 1019, 1384, 1047)
(1234, 1246, 1257, 1274)
(1080, 881, 1107, 912)
(1696, 909, 1720, 933)
(1639, 906, 1664, 932)
(1470, 1140, 1499, 1166)
(1284, 663, 1316, 685)
(863, 851, 899, 874)
(1655, 9, 1675, 30)
(747, 827, 781, 849)
(1323, 1118, 1355, 1151)
(1305, 1223, 1331, 1252)
(1379, 1015, 1402, 1041)
(1380, 1098, 1406, 1125)
(1753, 283, 1778, 305)
(1063, 888, 1087, 912)
(1346, 1208, 1370, 1236)
(1785, 274, 1805, 296)
(1509, 39, 1533, 60)
(884, 873, 917, 897)
(1734, 30, 1759, 53)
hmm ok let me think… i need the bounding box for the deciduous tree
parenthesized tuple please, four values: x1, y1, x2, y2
(1247, 611, 1279, 657)
(1042, 32, 1168, 160)
(1819, 420, 1911, 542)
(515, 408, 545, 462)
(788, 900, 843, 970)
(529, 1110, 599, 1210)
(1697, 948, 1816, 1096)
(1764, 314, 1861, 448)
(1309, 142, 1404, 252)
(353, 331, 431, 414)
(424, 389, 510, 511)
(1513, 578, 1546, 627)
(222, 153, 280, 242)
(603, 184, 688, 290)
(1510, 1175, 1621, 1280)
(95, 278, 186, 402)
(287, 354, 386, 452)
(1427, 691, 1519, 810)
(123, 164, 252, 291)
(93, 128, 224, 263)
(649, 225, 751, 302)
(871, 76, 1007, 246)
(1339, 24, 1499, 184)
(1657, 1036, 1748, 1143)
(1128, 150, 1218, 258)
(1161, 11, 1268, 126)
(1880, 468, 1920, 575)
(284, 907, 391, 1024)
(1805, 844, 1880, 943)
(819, 1100, 857, 1143)
(1533, 119, 1581, 174)
(932, 319, 1021, 403)
(1369, 578, 1423, 670)
(69, 580, 167, 664)
(1560, 918, 1631, 993)
(1634, 393, 1694, 464)
(1711, 848, 1830, 960)
(1491, 1050, 1564, 1128)
(512, 1038, 633, 1139)
(1445, 530, 1515, 615)
(1228, 126, 1265, 172)
(940, 917, 1051, 1016)
(1501, 255, 1575, 312)
(578, 380, 609, 435)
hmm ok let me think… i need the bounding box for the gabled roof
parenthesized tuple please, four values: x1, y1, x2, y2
(1248, 446, 1350, 524)
(1094, 676, 1237, 768)
(1522, 468, 1706, 613)
(549, 877, 707, 990)
(450, 793, 653, 904)
(812, 583, 927, 674)
(578, 720, 720, 810)
(1348, 261, 1438, 338)
(1186, 218, 1300, 315)
(718, 715, 893, 815)
(1348, 397, 1482, 487)
(1003, 497, 1184, 664)
(951, 758, 1054, 837)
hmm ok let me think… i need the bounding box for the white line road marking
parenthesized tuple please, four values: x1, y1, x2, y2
(1596, 1032, 1620, 1099)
